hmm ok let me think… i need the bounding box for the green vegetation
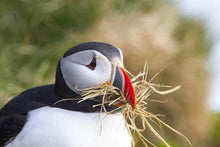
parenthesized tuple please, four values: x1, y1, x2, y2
(0, 0, 104, 101)
(211, 113, 220, 147)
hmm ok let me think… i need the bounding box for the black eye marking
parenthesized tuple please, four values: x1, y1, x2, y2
(87, 56, 96, 70)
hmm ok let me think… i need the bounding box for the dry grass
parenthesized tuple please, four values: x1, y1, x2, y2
(122, 63, 191, 147)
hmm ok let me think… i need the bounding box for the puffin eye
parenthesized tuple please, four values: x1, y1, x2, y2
(87, 56, 96, 70)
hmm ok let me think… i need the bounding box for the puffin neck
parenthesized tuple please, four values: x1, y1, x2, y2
(55, 61, 80, 99)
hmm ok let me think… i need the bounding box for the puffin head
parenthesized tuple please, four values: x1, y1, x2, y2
(55, 42, 135, 109)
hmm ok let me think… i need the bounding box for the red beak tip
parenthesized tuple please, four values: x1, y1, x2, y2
(132, 102, 136, 109)
(129, 99, 136, 109)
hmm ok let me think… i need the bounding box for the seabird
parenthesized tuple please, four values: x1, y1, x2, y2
(0, 42, 136, 147)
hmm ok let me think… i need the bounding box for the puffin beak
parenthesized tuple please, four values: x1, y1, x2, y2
(112, 65, 136, 108)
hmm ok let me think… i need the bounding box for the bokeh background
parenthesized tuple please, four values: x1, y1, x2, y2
(0, 0, 219, 146)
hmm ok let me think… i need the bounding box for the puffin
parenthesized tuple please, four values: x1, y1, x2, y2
(0, 42, 136, 147)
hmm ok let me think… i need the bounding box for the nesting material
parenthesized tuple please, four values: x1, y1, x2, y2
(55, 62, 192, 147)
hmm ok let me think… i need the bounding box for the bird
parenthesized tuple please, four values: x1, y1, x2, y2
(0, 42, 136, 147)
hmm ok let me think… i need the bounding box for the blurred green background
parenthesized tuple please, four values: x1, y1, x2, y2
(0, 0, 219, 146)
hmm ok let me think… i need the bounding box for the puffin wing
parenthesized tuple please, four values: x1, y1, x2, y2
(0, 114, 26, 146)
(0, 84, 58, 146)
(0, 100, 48, 146)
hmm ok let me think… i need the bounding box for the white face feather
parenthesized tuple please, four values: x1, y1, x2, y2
(60, 50, 113, 93)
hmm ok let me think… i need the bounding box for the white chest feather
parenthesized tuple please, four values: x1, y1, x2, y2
(6, 107, 131, 147)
